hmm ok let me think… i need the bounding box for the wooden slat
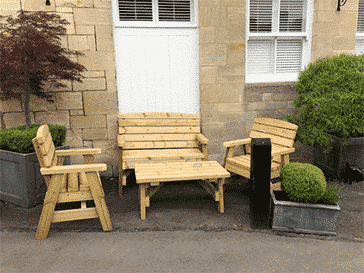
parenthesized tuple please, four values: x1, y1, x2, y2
(119, 119, 199, 127)
(68, 173, 79, 192)
(122, 134, 197, 142)
(249, 131, 294, 148)
(119, 112, 199, 119)
(55, 148, 101, 156)
(52, 208, 98, 223)
(123, 140, 199, 150)
(251, 123, 297, 139)
(122, 148, 205, 160)
(255, 118, 298, 131)
(36, 125, 50, 144)
(39, 132, 53, 156)
(124, 158, 204, 169)
(57, 191, 93, 203)
(40, 164, 107, 175)
(223, 138, 251, 147)
(119, 126, 200, 134)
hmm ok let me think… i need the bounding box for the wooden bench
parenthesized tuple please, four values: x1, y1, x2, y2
(32, 124, 113, 239)
(117, 112, 209, 195)
(135, 161, 230, 220)
(223, 118, 298, 190)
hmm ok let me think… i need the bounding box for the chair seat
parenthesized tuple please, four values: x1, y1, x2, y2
(122, 148, 205, 169)
(226, 155, 282, 179)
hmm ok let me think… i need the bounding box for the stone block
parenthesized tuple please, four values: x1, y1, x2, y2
(287, 101, 295, 109)
(83, 128, 107, 140)
(58, 12, 75, 35)
(64, 128, 83, 148)
(78, 51, 116, 71)
(83, 140, 93, 147)
(4, 112, 35, 129)
(219, 64, 244, 76)
(57, 0, 93, 8)
(74, 8, 112, 25)
(56, 7, 73, 13)
(43, 79, 72, 92)
(221, 0, 245, 7)
(199, 0, 220, 6)
(201, 121, 226, 141)
(227, 7, 245, 14)
(273, 93, 297, 101)
(70, 115, 107, 128)
(207, 140, 224, 157)
(0, 0, 20, 13)
(218, 103, 244, 113)
(247, 102, 266, 111)
(200, 66, 219, 83)
(224, 120, 245, 141)
(73, 78, 106, 91)
(35, 111, 70, 128)
(311, 36, 333, 54)
(29, 94, 57, 112)
(333, 35, 356, 50)
(83, 91, 117, 115)
(22, 0, 56, 11)
(199, 27, 215, 44)
(266, 101, 287, 110)
(200, 103, 218, 120)
(56, 92, 83, 110)
(93, 140, 119, 165)
(218, 75, 245, 83)
(313, 22, 339, 37)
(0, 98, 22, 112)
(94, 0, 112, 8)
(70, 110, 84, 115)
(200, 44, 226, 66)
(262, 93, 273, 101)
(200, 83, 241, 103)
(106, 114, 119, 139)
(211, 6, 227, 27)
(199, 6, 212, 27)
(68, 35, 96, 51)
(226, 46, 245, 65)
(76, 25, 95, 35)
(218, 112, 244, 123)
(216, 26, 245, 43)
(228, 13, 245, 27)
(82, 71, 105, 78)
(314, 10, 337, 23)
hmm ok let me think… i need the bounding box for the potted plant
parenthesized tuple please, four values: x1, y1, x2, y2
(286, 53, 364, 180)
(269, 163, 343, 236)
(0, 10, 86, 207)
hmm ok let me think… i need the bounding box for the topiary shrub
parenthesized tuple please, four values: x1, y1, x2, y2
(280, 163, 327, 203)
(286, 53, 364, 153)
(0, 124, 66, 154)
(321, 185, 343, 205)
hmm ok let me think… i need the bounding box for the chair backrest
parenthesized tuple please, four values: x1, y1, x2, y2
(249, 118, 298, 149)
(32, 124, 56, 168)
(118, 112, 201, 150)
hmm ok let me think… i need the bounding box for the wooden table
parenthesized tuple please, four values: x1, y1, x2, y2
(134, 161, 230, 220)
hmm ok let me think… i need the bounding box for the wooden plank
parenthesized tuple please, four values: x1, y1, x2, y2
(39, 132, 53, 156)
(57, 191, 93, 203)
(124, 158, 204, 169)
(68, 173, 79, 192)
(79, 171, 89, 188)
(41, 140, 55, 168)
(139, 184, 147, 220)
(255, 118, 298, 130)
(223, 138, 251, 148)
(119, 112, 199, 119)
(59, 172, 67, 193)
(225, 163, 251, 179)
(36, 125, 50, 144)
(40, 164, 107, 175)
(123, 140, 199, 150)
(251, 123, 297, 139)
(119, 126, 200, 134)
(218, 178, 225, 213)
(249, 131, 294, 148)
(122, 134, 197, 142)
(123, 148, 205, 160)
(119, 119, 200, 127)
(55, 148, 101, 157)
(52, 208, 98, 223)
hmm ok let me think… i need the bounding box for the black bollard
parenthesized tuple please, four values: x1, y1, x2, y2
(249, 138, 271, 228)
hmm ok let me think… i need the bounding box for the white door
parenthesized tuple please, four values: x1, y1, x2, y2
(112, 0, 199, 114)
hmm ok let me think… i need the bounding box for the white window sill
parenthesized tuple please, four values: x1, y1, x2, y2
(245, 73, 301, 83)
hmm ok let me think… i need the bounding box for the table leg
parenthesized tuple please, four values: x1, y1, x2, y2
(139, 184, 148, 220)
(218, 178, 225, 213)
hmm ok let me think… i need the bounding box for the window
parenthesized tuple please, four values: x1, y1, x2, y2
(356, 0, 364, 55)
(246, 0, 314, 83)
(113, 0, 197, 27)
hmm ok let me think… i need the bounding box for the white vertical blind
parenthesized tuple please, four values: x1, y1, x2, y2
(118, 0, 153, 21)
(279, 0, 304, 32)
(158, 0, 191, 21)
(247, 40, 274, 73)
(276, 39, 302, 73)
(249, 0, 273, 32)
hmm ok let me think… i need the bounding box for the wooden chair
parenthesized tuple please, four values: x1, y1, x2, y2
(117, 112, 209, 195)
(32, 124, 113, 239)
(222, 118, 298, 190)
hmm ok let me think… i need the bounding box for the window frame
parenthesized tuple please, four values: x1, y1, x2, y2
(112, 0, 198, 28)
(245, 0, 314, 83)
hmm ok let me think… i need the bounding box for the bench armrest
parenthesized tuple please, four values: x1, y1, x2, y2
(196, 134, 209, 145)
(55, 148, 101, 157)
(118, 135, 126, 148)
(223, 138, 251, 148)
(40, 163, 107, 175)
(272, 147, 295, 157)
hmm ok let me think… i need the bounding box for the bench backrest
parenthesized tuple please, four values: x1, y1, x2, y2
(118, 112, 201, 150)
(32, 124, 56, 168)
(249, 118, 298, 149)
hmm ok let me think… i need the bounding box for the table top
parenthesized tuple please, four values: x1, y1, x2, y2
(135, 161, 230, 183)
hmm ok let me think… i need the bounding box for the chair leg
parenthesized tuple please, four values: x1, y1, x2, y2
(88, 172, 113, 232)
(118, 169, 128, 196)
(35, 174, 64, 240)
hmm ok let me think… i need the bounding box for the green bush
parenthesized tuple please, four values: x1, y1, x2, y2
(286, 53, 364, 152)
(321, 185, 343, 205)
(0, 124, 66, 154)
(280, 163, 327, 203)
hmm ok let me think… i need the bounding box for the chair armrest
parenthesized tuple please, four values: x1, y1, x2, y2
(271, 147, 295, 157)
(55, 148, 101, 157)
(40, 163, 107, 175)
(196, 134, 209, 145)
(223, 138, 251, 148)
(118, 135, 126, 148)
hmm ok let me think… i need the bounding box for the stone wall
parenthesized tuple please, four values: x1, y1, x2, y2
(0, 0, 119, 177)
(0, 0, 360, 176)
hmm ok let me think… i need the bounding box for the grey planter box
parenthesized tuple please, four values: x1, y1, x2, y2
(0, 146, 70, 208)
(269, 190, 340, 236)
(313, 135, 364, 180)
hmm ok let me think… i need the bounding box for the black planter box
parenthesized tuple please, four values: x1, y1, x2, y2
(0, 146, 70, 208)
